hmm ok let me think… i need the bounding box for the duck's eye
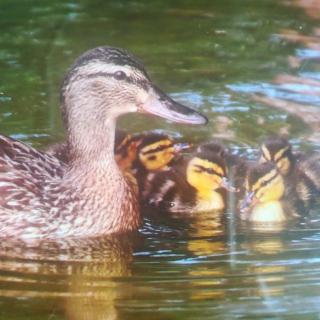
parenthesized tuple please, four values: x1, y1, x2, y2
(114, 70, 127, 80)
(169, 202, 175, 208)
(207, 168, 214, 174)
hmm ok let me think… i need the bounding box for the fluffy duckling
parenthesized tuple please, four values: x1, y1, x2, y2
(142, 148, 235, 214)
(127, 132, 188, 172)
(259, 136, 320, 209)
(117, 131, 190, 193)
(197, 141, 248, 194)
(240, 162, 302, 222)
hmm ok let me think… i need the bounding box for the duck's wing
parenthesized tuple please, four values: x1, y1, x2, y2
(0, 135, 65, 179)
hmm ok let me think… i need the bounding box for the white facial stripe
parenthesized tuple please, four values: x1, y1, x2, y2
(274, 146, 289, 162)
(261, 145, 271, 161)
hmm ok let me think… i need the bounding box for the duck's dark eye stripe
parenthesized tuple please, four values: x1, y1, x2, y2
(258, 172, 278, 188)
(194, 164, 223, 177)
(80, 71, 149, 90)
(142, 144, 173, 155)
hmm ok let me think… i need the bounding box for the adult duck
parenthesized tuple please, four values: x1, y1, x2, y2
(0, 46, 207, 239)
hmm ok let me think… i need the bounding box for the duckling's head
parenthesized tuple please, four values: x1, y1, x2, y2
(259, 136, 294, 176)
(186, 151, 231, 195)
(196, 141, 226, 158)
(137, 133, 189, 171)
(60, 46, 207, 158)
(240, 162, 285, 215)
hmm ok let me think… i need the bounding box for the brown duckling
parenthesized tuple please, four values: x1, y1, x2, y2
(0, 46, 207, 239)
(142, 148, 235, 214)
(240, 162, 302, 222)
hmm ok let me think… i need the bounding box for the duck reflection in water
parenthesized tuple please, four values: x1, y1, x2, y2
(0, 235, 139, 320)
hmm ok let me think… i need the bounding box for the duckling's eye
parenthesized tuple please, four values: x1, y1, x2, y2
(114, 70, 127, 80)
(147, 155, 157, 161)
(207, 168, 214, 174)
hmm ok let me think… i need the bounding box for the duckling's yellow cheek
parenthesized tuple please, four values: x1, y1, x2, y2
(141, 155, 158, 170)
(258, 181, 284, 203)
(162, 149, 175, 165)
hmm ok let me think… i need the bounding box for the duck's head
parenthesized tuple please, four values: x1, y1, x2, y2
(259, 136, 294, 176)
(60, 47, 207, 159)
(240, 162, 285, 214)
(137, 133, 189, 171)
(61, 46, 207, 127)
(186, 150, 234, 195)
(196, 141, 226, 158)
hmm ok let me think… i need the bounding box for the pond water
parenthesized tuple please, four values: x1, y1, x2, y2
(1, 0, 320, 319)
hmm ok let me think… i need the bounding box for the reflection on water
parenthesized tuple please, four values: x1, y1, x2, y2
(0, 235, 136, 320)
(1, 0, 320, 319)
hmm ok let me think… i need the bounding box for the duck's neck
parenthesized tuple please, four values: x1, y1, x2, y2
(68, 115, 117, 167)
(62, 112, 140, 236)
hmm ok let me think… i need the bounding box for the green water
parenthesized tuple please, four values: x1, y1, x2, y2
(1, 0, 320, 319)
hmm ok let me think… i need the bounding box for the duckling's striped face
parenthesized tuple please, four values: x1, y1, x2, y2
(139, 138, 176, 171)
(186, 155, 227, 193)
(259, 139, 292, 176)
(242, 163, 285, 211)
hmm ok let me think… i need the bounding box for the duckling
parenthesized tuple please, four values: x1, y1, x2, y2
(240, 162, 302, 222)
(129, 132, 190, 189)
(143, 148, 234, 214)
(197, 141, 249, 194)
(115, 131, 187, 173)
(0, 46, 207, 239)
(259, 136, 320, 209)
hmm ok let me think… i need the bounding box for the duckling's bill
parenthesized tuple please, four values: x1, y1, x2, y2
(240, 191, 257, 214)
(138, 86, 208, 125)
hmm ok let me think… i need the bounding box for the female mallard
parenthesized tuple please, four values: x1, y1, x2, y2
(0, 46, 207, 239)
